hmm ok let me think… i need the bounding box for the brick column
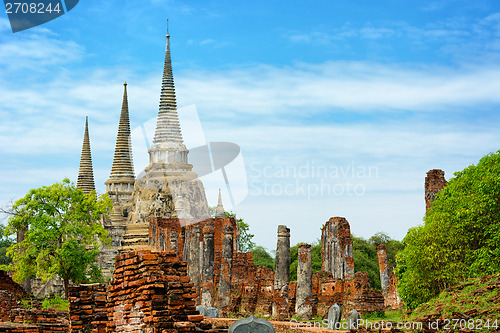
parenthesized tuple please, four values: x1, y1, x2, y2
(273, 225, 290, 320)
(377, 244, 390, 294)
(201, 221, 215, 308)
(425, 169, 446, 211)
(170, 230, 178, 254)
(188, 226, 201, 291)
(321, 217, 354, 279)
(217, 224, 233, 314)
(296, 243, 313, 320)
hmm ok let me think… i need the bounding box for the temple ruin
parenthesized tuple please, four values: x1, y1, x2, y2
(0, 30, 446, 332)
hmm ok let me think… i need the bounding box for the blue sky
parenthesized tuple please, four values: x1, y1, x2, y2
(2, 0, 500, 251)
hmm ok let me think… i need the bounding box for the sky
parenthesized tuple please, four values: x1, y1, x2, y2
(2, 0, 500, 251)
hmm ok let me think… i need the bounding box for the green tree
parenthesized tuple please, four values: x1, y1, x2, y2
(224, 211, 256, 252)
(208, 207, 256, 252)
(3, 179, 111, 298)
(0, 224, 14, 265)
(251, 245, 275, 270)
(397, 150, 500, 309)
(352, 235, 380, 290)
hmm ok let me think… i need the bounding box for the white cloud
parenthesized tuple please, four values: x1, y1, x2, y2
(176, 61, 500, 116)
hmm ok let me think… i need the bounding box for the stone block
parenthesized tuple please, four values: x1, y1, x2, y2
(229, 315, 274, 333)
(346, 308, 360, 329)
(205, 307, 218, 318)
(327, 303, 341, 329)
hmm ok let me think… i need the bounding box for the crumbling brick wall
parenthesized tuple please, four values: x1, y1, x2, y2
(0, 271, 29, 300)
(68, 283, 107, 333)
(311, 271, 384, 319)
(107, 250, 203, 332)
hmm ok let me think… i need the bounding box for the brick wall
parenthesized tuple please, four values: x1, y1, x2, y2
(107, 250, 203, 332)
(68, 283, 107, 333)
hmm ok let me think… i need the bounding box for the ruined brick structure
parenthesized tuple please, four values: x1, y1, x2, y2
(425, 169, 446, 211)
(295, 244, 312, 319)
(376, 244, 402, 309)
(321, 217, 354, 280)
(69, 283, 107, 333)
(0, 271, 69, 332)
(66, 29, 388, 323)
(377, 244, 390, 294)
(273, 225, 290, 320)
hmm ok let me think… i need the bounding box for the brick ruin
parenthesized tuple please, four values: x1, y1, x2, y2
(425, 169, 446, 211)
(376, 244, 401, 309)
(0, 271, 69, 332)
(5, 31, 457, 332)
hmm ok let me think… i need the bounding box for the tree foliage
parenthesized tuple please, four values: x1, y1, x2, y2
(251, 245, 275, 270)
(0, 224, 14, 265)
(208, 208, 256, 253)
(223, 211, 256, 252)
(3, 179, 111, 298)
(396, 151, 500, 309)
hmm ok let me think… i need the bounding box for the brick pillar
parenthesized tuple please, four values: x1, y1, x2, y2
(201, 221, 215, 308)
(425, 169, 446, 211)
(273, 225, 290, 320)
(296, 243, 313, 320)
(188, 226, 201, 291)
(377, 244, 390, 294)
(170, 230, 178, 254)
(321, 217, 354, 280)
(218, 224, 233, 314)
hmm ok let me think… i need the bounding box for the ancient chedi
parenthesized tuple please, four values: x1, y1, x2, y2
(100, 83, 135, 276)
(119, 32, 211, 253)
(90, 32, 240, 297)
(76, 116, 95, 194)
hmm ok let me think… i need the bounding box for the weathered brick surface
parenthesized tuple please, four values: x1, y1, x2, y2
(69, 283, 107, 333)
(0, 271, 30, 301)
(311, 271, 384, 319)
(425, 169, 446, 211)
(107, 250, 203, 332)
(0, 271, 68, 332)
(385, 271, 401, 309)
(321, 217, 354, 280)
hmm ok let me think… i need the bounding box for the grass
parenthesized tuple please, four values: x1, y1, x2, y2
(403, 273, 500, 332)
(41, 295, 69, 311)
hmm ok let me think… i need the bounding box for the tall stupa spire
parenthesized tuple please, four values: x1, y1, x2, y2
(152, 30, 183, 144)
(105, 83, 135, 199)
(77, 116, 95, 193)
(109, 83, 135, 180)
(147, 30, 192, 172)
(215, 189, 226, 218)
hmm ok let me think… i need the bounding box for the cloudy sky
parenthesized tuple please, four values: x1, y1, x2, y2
(1, 0, 500, 251)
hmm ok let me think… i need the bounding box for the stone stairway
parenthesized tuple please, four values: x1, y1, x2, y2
(119, 222, 152, 253)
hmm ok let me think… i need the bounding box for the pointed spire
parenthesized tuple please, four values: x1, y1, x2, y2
(147, 29, 192, 172)
(109, 82, 135, 180)
(152, 30, 183, 145)
(215, 189, 226, 218)
(77, 116, 95, 193)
